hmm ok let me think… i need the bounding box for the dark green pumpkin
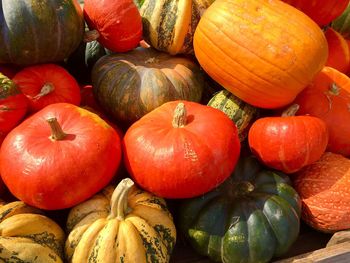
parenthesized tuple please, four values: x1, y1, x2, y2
(207, 90, 259, 142)
(92, 47, 204, 126)
(0, 0, 84, 65)
(178, 156, 301, 263)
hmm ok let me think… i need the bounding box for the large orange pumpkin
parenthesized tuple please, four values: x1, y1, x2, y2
(194, 0, 328, 109)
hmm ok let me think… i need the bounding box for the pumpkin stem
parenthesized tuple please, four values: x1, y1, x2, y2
(33, 83, 54, 100)
(47, 117, 67, 140)
(108, 178, 135, 220)
(84, 29, 100, 43)
(329, 82, 340, 95)
(281, 104, 300, 117)
(172, 102, 187, 128)
(230, 181, 255, 198)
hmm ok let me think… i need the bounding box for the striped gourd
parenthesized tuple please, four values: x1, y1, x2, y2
(0, 0, 84, 65)
(208, 89, 259, 141)
(139, 0, 215, 55)
(65, 178, 177, 263)
(0, 201, 65, 262)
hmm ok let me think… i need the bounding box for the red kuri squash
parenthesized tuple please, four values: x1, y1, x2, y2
(0, 73, 28, 137)
(248, 105, 329, 174)
(293, 66, 350, 157)
(0, 103, 122, 210)
(83, 0, 142, 52)
(13, 64, 81, 113)
(123, 100, 241, 198)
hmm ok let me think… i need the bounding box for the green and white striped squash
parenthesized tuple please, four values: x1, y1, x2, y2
(0, 0, 84, 65)
(139, 0, 215, 55)
(65, 178, 177, 263)
(208, 89, 259, 141)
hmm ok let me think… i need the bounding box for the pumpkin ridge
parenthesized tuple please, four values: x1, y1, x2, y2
(200, 16, 305, 87)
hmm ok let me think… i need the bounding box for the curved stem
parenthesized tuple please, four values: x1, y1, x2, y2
(108, 178, 135, 220)
(84, 29, 100, 43)
(33, 83, 54, 100)
(172, 102, 187, 128)
(281, 104, 299, 117)
(47, 117, 67, 140)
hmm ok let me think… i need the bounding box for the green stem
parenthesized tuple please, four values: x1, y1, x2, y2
(108, 178, 135, 220)
(281, 104, 300, 117)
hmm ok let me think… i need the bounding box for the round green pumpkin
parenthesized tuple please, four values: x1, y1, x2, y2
(0, 0, 84, 65)
(207, 90, 259, 141)
(92, 47, 204, 126)
(178, 155, 301, 263)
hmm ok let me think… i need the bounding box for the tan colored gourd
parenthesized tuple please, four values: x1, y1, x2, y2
(65, 178, 177, 263)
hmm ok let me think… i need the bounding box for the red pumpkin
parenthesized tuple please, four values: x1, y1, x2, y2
(83, 0, 142, 52)
(248, 105, 329, 174)
(0, 103, 122, 210)
(0, 73, 28, 136)
(13, 64, 81, 113)
(123, 100, 241, 198)
(293, 66, 350, 157)
(282, 0, 350, 26)
(293, 152, 350, 232)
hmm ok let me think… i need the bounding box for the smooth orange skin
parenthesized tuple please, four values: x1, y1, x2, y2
(0, 103, 122, 210)
(123, 100, 241, 199)
(194, 0, 328, 109)
(293, 66, 350, 157)
(324, 27, 350, 74)
(282, 0, 350, 26)
(248, 114, 328, 174)
(293, 152, 350, 233)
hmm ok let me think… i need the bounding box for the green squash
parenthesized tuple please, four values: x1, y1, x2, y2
(92, 47, 204, 126)
(332, 2, 350, 39)
(207, 90, 259, 142)
(178, 156, 301, 263)
(0, 0, 84, 65)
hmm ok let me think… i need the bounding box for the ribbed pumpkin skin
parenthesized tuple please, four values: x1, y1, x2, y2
(140, 0, 215, 55)
(0, 0, 84, 65)
(207, 89, 259, 141)
(178, 156, 301, 263)
(194, 0, 328, 109)
(92, 47, 204, 125)
(65, 179, 176, 263)
(283, 0, 349, 26)
(0, 201, 65, 262)
(293, 152, 350, 233)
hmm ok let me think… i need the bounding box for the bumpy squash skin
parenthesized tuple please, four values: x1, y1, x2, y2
(0, 201, 66, 263)
(0, 0, 84, 65)
(65, 179, 176, 263)
(139, 0, 215, 55)
(92, 47, 204, 126)
(178, 156, 301, 263)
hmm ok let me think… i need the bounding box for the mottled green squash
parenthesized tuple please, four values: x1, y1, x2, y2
(0, 0, 84, 65)
(65, 178, 176, 263)
(92, 47, 204, 125)
(208, 89, 259, 141)
(178, 156, 301, 263)
(139, 0, 215, 55)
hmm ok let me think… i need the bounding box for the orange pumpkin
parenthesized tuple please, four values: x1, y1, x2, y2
(293, 152, 350, 233)
(293, 67, 350, 157)
(324, 27, 350, 74)
(194, 0, 328, 109)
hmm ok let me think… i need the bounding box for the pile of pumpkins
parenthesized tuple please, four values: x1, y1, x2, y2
(1, 0, 350, 262)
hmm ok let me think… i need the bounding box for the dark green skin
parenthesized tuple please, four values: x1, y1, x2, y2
(0, 0, 84, 65)
(332, 3, 350, 39)
(178, 156, 301, 263)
